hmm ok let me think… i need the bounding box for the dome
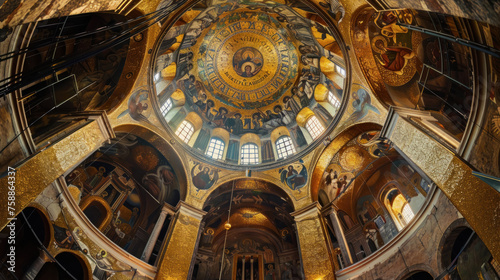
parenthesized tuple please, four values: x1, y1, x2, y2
(152, 0, 349, 170)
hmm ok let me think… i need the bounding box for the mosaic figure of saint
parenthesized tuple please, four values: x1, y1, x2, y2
(233, 47, 263, 77)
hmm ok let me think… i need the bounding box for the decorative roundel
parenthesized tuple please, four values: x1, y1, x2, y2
(198, 14, 298, 109)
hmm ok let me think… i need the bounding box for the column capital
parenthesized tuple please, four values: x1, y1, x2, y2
(175, 201, 207, 221)
(84, 111, 116, 142)
(39, 249, 53, 263)
(162, 202, 176, 215)
(320, 201, 339, 216)
(290, 201, 321, 221)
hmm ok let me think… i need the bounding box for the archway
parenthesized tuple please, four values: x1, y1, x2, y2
(0, 206, 51, 278)
(313, 125, 433, 263)
(36, 252, 90, 280)
(401, 271, 434, 280)
(193, 179, 300, 280)
(439, 223, 499, 280)
(64, 130, 186, 259)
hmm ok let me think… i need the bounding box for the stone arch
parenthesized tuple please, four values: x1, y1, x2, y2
(114, 124, 188, 201)
(310, 122, 382, 202)
(36, 251, 92, 280)
(396, 269, 435, 280)
(25, 203, 54, 247)
(0, 206, 53, 279)
(436, 218, 472, 273)
(199, 172, 300, 210)
(195, 178, 299, 280)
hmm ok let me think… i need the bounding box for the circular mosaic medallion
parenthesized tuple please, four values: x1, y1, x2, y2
(199, 12, 298, 109)
(233, 47, 264, 77)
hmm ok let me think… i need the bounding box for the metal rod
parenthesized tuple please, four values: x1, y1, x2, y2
(219, 180, 236, 280)
(397, 22, 500, 59)
(0, 4, 175, 62)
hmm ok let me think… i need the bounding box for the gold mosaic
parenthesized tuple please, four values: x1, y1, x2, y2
(196, 10, 298, 109)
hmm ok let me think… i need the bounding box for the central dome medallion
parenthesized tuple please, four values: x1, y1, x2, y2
(197, 11, 298, 109)
(232, 47, 263, 78)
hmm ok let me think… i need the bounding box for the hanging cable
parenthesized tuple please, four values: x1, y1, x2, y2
(218, 180, 236, 280)
(20, 211, 79, 280)
(0, 7, 168, 63)
(434, 231, 476, 280)
(0, 0, 187, 98)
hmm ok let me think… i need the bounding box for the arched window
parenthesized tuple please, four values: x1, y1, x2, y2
(328, 91, 341, 109)
(175, 120, 194, 143)
(240, 143, 259, 165)
(160, 98, 173, 117)
(306, 116, 325, 140)
(401, 203, 415, 224)
(335, 64, 346, 77)
(276, 136, 296, 159)
(383, 188, 411, 230)
(205, 137, 225, 160)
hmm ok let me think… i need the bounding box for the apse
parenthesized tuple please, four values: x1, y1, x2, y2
(194, 179, 301, 280)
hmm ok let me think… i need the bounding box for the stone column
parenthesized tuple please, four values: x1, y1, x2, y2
(141, 204, 174, 262)
(323, 204, 353, 266)
(292, 202, 336, 279)
(380, 110, 500, 261)
(0, 112, 114, 231)
(250, 257, 254, 280)
(155, 201, 206, 280)
(22, 249, 52, 280)
(242, 257, 246, 280)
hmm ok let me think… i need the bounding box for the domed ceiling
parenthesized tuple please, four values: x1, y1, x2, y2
(153, 0, 349, 169)
(194, 8, 298, 109)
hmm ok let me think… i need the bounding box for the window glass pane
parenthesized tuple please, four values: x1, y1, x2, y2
(175, 120, 194, 143)
(336, 65, 346, 77)
(328, 91, 341, 109)
(160, 98, 173, 117)
(205, 138, 225, 160)
(401, 203, 415, 224)
(240, 143, 259, 165)
(276, 136, 296, 159)
(305, 116, 325, 140)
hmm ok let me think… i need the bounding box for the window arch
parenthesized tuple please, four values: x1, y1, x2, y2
(160, 98, 173, 117)
(383, 188, 411, 230)
(275, 136, 296, 159)
(205, 137, 225, 160)
(175, 120, 194, 143)
(305, 115, 325, 140)
(240, 143, 259, 165)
